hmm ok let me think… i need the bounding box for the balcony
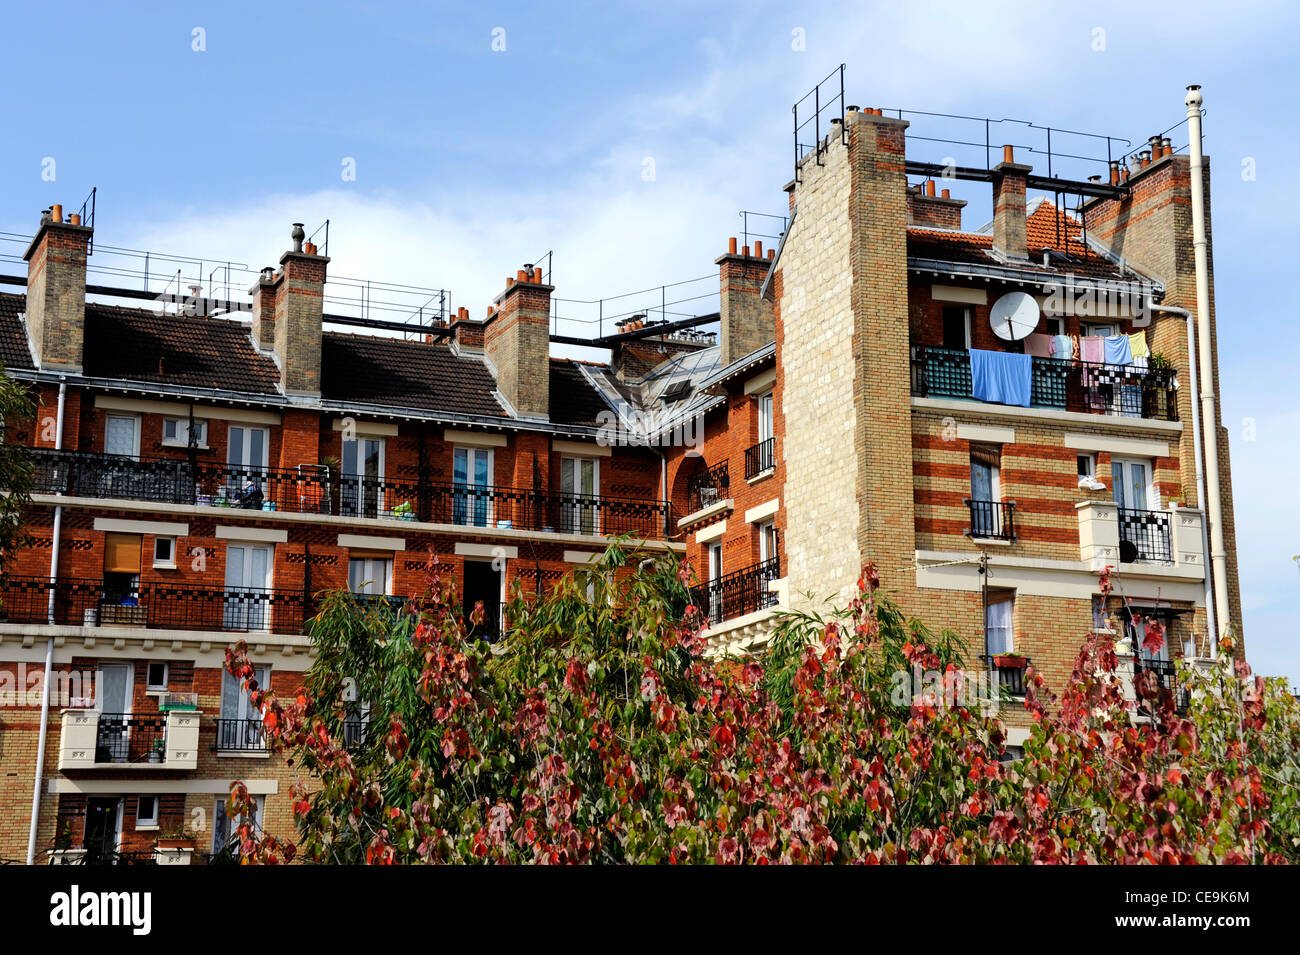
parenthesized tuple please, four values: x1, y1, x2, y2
(58, 707, 200, 771)
(0, 576, 312, 635)
(213, 718, 266, 753)
(1134, 657, 1190, 716)
(690, 556, 781, 626)
(1077, 501, 1205, 575)
(910, 346, 1178, 421)
(29, 448, 672, 538)
(686, 461, 730, 513)
(965, 499, 1016, 542)
(744, 437, 776, 479)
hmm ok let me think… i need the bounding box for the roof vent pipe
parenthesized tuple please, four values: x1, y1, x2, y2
(291, 223, 305, 253)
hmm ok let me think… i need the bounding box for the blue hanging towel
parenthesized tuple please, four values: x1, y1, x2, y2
(1104, 334, 1133, 366)
(969, 348, 1033, 408)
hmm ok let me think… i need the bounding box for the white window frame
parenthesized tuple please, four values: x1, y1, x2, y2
(1077, 453, 1096, 480)
(145, 662, 169, 692)
(220, 665, 270, 723)
(348, 556, 393, 596)
(756, 392, 774, 445)
(104, 414, 141, 459)
(559, 455, 601, 535)
(452, 446, 495, 527)
(161, 417, 208, 448)
(1043, 316, 1065, 336)
(212, 795, 264, 853)
(152, 536, 177, 569)
(1111, 456, 1158, 511)
(758, 520, 777, 564)
(985, 595, 1014, 655)
(942, 305, 972, 350)
(136, 794, 160, 829)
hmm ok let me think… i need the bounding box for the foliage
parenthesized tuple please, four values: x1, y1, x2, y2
(223, 545, 1298, 864)
(0, 368, 34, 574)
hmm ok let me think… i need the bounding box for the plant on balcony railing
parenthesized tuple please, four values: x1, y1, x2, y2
(965, 499, 1016, 541)
(95, 713, 166, 764)
(744, 436, 776, 479)
(910, 346, 1178, 421)
(988, 654, 1030, 697)
(29, 447, 671, 537)
(689, 555, 780, 626)
(686, 461, 730, 513)
(1117, 508, 1173, 564)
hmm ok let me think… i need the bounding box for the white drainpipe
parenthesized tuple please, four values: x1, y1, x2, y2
(27, 376, 66, 865)
(1152, 305, 1216, 651)
(1185, 85, 1232, 646)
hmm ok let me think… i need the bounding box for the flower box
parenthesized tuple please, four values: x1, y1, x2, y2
(992, 654, 1028, 669)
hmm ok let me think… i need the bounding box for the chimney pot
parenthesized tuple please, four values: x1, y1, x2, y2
(753, 240, 763, 257)
(767, 249, 775, 260)
(69, 213, 81, 226)
(1161, 137, 1172, 156)
(846, 104, 860, 112)
(940, 188, 950, 199)
(728, 236, 738, 255)
(741, 245, 750, 257)
(1109, 160, 1121, 185)
(534, 267, 543, 283)
(51, 204, 63, 223)
(1002, 144, 1015, 164)
(516, 269, 528, 283)
(291, 223, 305, 253)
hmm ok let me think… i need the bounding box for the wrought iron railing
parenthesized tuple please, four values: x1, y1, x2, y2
(1135, 657, 1189, 715)
(29, 448, 670, 537)
(95, 713, 167, 764)
(965, 499, 1016, 541)
(0, 576, 312, 634)
(213, 718, 266, 752)
(686, 461, 730, 512)
(1117, 508, 1173, 564)
(343, 720, 368, 749)
(744, 437, 776, 478)
(689, 556, 781, 626)
(910, 346, 1178, 420)
(989, 656, 1030, 697)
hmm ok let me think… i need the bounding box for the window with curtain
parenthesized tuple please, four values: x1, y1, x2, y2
(985, 596, 1014, 655)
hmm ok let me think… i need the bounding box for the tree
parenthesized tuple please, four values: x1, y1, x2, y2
(223, 544, 1298, 864)
(0, 368, 34, 574)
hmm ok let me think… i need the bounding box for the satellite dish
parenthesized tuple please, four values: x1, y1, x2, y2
(989, 291, 1041, 341)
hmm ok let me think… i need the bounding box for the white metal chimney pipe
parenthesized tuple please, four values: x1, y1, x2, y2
(1185, 85, 1232, 648)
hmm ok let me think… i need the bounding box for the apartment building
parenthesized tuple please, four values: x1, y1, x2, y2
(0, 83, 1241, 862)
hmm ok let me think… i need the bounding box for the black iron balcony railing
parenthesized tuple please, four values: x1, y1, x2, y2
(910, 346, 1178, 421)
(29, 448, 671, 537)
(744, 437, 776, 479)
(95, 713, 167, 764)
(689, 556, 781, 626)
(986, 655, 1030, 697)
(213, 718, 266, 752)
(0, 576, 312, 635)
(686, 461, 730, 513)
(1117, 508, 1173, 564)
(343, 719, 369, 749)
(1135, 657, 1190, 715)
(965, 499, 1016, 541)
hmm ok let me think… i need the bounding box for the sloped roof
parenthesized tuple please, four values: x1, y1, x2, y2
(321, 331, 504, 417)
(548, 359, 613, 427)
(0, 293, 34, 371)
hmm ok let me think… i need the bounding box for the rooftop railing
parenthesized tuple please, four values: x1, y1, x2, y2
(29, 448, 671, 537)
(910, 346, 1178, 421)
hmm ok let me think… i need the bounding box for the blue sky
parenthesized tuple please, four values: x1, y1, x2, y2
(2, 1, 1296, 682)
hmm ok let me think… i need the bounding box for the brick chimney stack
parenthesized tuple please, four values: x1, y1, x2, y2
(907, 180, 967, 229)
(716, 237, 775, 365)
(250, 224, 329, 397)
(991, 146, 1032, 260)
(22, 205, 93, 371)
(484, 267, 553, 419)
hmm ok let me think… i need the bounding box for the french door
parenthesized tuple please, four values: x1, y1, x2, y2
(452, 447, 493, 527)
(104, 415, 139, 458)
(227, 426, 269, 503)
(1111, 458, 1151, 511)
(223, 543, 272, 631)
(559, 456, 599, 535)
(343, 437, 385, 518)
(94, 664, 133, 763)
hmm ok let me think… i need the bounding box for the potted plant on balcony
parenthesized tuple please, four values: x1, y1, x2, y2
(393, 500, 415, 521)
(156, 821, 197, 851)
(991, 652, 1028, 670)
(148, 737, 165, 764)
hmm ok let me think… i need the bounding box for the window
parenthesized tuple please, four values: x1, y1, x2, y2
(1077, 453, 1104, 490)
(102, 532, 142, 612)
(136, 795, 159, 828)
(161, 417, 207, 448)
(1111, 457, 1155, 511)
(452, 446, 493, 526)
(758, 520, 777, 564)
(152, 536, 176, 569)
(223, 543, 272, 631)
(342, 436, 386, 518)
(985, 595, 1014, 656)
(559, 457, 599, 535)
(212, 795, 263, 853)
(1043, 316, 1065, 336)
(104, 414, 140, 458)
(227, 426, 270, 505)
(968, 444, 1005, 538)
(219, 665, 269, 753)
(942, 306, 971, 350)
(348, 557, 392, 596)
(146, 662, 168, 692)
(1084, 323, 1117, 338)
(757, 393, 774, 444)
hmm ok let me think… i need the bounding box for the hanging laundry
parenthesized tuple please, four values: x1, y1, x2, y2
(1104, 334, 1133, 366)
(1080, 336, 1105, 364)
(1128, 330, 1149, 359)
(969, 348, 1033, 408)
(1052, 334, 1075, 359)
(1024, 333, 1052, 357)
